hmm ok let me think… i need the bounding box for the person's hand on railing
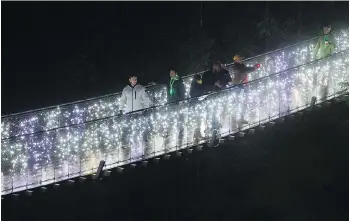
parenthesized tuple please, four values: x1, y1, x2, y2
(198, 95, 208, 101)
(215, 80, 224, 88)
(254, 63, 261, 70)
(148, 82, 156, 86)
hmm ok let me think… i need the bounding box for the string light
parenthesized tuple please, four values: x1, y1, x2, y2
(1, 29, 349, 194)
(2, 28, 349, 140)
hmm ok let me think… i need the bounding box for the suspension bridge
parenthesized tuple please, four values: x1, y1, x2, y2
(1, 27, 349, 195)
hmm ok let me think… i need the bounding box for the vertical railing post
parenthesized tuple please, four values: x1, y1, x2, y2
(268, 76, 271, 121)
(26, 167, 29, 190)
(79, 153, 82, 177)
(40, 167, 43, 186)
(278, 78, 281, 118)
(53, 166, 56, 183)
(11, 176, 14, 194)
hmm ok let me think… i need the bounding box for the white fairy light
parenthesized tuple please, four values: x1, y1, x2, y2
(2, 28, 349, 140)
(1, 29, 349, 194)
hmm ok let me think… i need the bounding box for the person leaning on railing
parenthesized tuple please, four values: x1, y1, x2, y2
(230, 55, 260, 85)
(190, 74, 205, 99)
(202, 61, 233, 93)
(228, 55, 260, 127)
(313, 24, 336, 59)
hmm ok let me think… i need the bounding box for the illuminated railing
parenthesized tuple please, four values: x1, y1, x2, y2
(1, 48, 348, 195)
(2, 28, 349, 140)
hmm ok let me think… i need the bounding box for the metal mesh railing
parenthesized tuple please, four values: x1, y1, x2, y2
(2, 28, 349, 140)
(2, 48, 348, 195)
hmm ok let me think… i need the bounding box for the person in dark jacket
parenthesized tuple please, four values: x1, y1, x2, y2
(190, 74, 205, 98)
(230, 55, 260, 85)
(168, 68, 186, 103)
(202, 61, 233, 92)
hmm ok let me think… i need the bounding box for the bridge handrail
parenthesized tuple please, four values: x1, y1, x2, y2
(1, 49, 348, 195)
(1, 84, 166, 118)
(2, 49, 347, 141)
(1, 27, 348, 140)
(0, 33, 327, 119)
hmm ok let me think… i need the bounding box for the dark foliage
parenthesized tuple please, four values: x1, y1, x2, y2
(2, 2, 349, 114)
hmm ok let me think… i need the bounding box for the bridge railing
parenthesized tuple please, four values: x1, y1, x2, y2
(2, 28, 349, 140)
(2, 48, 348, 195)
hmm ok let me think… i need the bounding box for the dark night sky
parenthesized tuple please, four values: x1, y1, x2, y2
(1, 2, 348, 115)
(0, 2, 252, 114)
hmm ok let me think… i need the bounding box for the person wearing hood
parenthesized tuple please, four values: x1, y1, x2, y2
(119, 75, 150, 114)
(168, 68, 186, 104)
(190, 74, 205, 98)
(313, 24, 336, 59)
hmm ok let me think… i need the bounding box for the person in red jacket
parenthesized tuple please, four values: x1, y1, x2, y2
(231, 55, 260, 85)
(228, 55, 260, 128)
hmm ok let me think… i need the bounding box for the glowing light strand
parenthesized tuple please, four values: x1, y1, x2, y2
(1, 28, 348, 140)
(1, 49, 348, 194)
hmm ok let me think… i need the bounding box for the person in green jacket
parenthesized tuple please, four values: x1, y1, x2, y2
(313, 24, 336, 59)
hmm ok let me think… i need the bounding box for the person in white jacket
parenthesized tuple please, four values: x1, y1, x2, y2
(119, 75, 150, 114)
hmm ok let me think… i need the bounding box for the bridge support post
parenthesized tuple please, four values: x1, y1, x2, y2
(141, 161, 148, 167)
(267, 122, 275, 127)
(12, 194, 19, 200)
(238, 132, 245, 137)
(323, 101, 331, 107)
(153, 158, 160, 164)
(296, 111, 303, 118)
(334, 97, 342, 103)
(79, 177, 86, 183)
(287, 114, 295, 121)
(25, 190, 33, 197)
(116, 167, 124, 173)
(175, 151, 182, 157)
(258, 125, 265, 131)
(309, 96, 317, 111)
(248, 129, 255, 135)
(196, 145, 203, 151)
(276, 118, 285, 124)
(41, 186, 48, 192)
(103, 170, 111, 177)
(67, 180, 75, 185)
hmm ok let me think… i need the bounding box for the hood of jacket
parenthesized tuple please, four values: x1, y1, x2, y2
(119, 84, 150, 113)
